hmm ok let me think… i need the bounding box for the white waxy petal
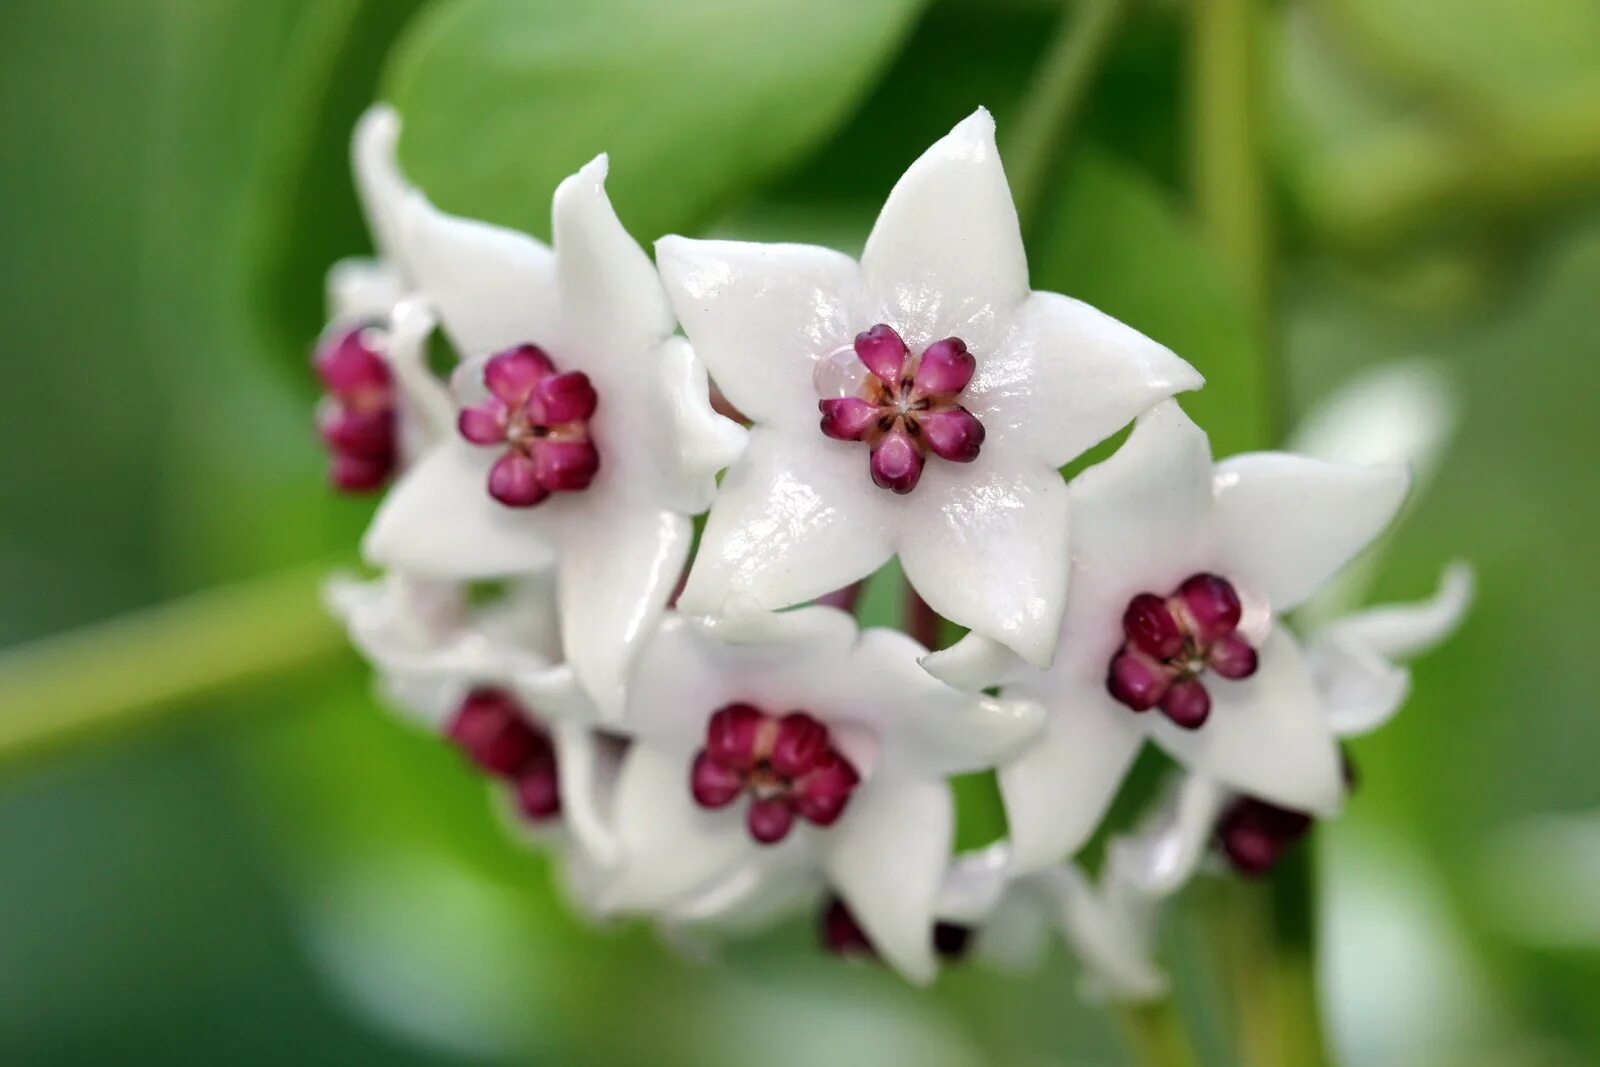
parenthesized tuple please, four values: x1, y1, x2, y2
(1037, 866, 1166, 1002)
(677, 427, 895, 616)
(401, 191, 560, 359)
(556, 508, 692, 722)
(1107, 773, 1230, 897)
(655, 236, 860, 431)
(604, 743, 756, 912)
(351, 105, 411, 272)
(1317, 561, 1474, 664)
(845, 627, 1044, 779)
(1212, 453, 1410, 613)
(896, 457, 1071, 668)
(998, 682, 1144, 873)
(859, 109, 1029, 348)
(1147, 628, 1343, 817)
(823, 776, 953, 985)
(550, 722, 623, 869)
(1056, 401, 1217, 673)
(968, 291, 1202, 466)
(361, 438, 557, 579)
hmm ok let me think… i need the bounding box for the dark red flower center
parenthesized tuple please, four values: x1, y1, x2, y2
(818, 324, 985, 495)
(1106, 573, 1260, 730)
(689, 703, 861, 845)
(314, 324, 398, 493)
(457, 345, 600, 508)
(445, 687, 560, 822)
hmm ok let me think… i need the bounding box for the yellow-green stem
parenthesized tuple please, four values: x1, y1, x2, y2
(1191, 1, 1333, 1064)
(1005, 0, 1136, 236)
(0, 564, 346, 770)
(1115, 998, 1203, 1067)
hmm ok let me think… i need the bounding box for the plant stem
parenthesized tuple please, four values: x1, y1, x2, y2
(1191, 2, 1332, 1062)
(1114, 998, 1202, 1067)
(0, 564, 346, 770)
(1190, 0, 1273, 348)
(1005, 0, 1136, 235)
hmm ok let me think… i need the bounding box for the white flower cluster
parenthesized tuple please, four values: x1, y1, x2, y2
(318, 106, 1469, 989)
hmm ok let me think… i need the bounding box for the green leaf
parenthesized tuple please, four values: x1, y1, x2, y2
(385, 0, 929, 241)
(1033, 145, 1273, 456)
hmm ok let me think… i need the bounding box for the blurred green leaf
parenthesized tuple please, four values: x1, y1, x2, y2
(386, 0, 929, 240)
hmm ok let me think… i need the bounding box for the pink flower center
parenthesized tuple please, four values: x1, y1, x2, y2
(445, 687, 561, 822)
(457, 345, 600, 508)
(689, 703, 861, 846)
(818, 896, 972, 963)
(1218, 752, 1356, 875)
(1105, 573, 1260, 730)
(313, 325, 398, 493)
(1217, 797, 1313, 876)
(817, 324, 985, 494)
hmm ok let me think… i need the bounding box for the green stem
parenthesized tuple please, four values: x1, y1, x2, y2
(1005, 0, 1136, 235)
(1192, 2, 1332, 1063)
(1114, 998, 1202, 1067)
(0, 564, 346, 770)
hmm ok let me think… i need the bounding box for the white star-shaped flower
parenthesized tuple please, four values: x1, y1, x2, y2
(657, 108, 1201, 666)
(1111, 561, 1474, 893)
(928, 401, 1411, 872)
(325, 570, 622, 869)
(598, 605, 1043, 982)
(360, 155, 747, 719)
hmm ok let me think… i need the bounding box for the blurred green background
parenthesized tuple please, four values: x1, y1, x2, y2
(2, 0, 1598, 1063)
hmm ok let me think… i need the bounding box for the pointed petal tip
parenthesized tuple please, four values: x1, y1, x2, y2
(948, 106, 997, 148)
(354, 103, 400, 153)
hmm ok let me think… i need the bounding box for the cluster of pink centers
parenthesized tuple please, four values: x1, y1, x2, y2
(689, 703, 861, 845)
(314, 326, 397, 492)
(457, 345, 600, 508)
(819, 324, 985, 494)
(818, 896, 972, 963)
(445, 687, 561, 822)
(1106, 573, 1260, 729)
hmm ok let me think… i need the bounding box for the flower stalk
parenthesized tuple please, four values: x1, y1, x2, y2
(0, 564, 344, 771)
(1191, 0, 1334, 1063)
(1005, 0, 1136, 236)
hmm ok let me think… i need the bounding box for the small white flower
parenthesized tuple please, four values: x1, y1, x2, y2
(1112, 561, 1474, 895)
(932, 842, 1166, 1000)
(599, 605, 1043, 983)
(658, 108, 1201, 667)
(928, 401, 1411, 872)
(325, 570, 622, 868)
(360, 156, 746, 719)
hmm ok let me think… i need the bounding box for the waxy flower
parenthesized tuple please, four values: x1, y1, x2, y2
(658, 109, 1201, 666)
(314, 108, 454, 491)
(326, 571, 622, 865)
(599, 606, 1043, 982)
(928, 402, 1411, 872)
(1110, 561, 1473, 890)
(361, 157, 747, 719)
(933, 842, 1167, 1000)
